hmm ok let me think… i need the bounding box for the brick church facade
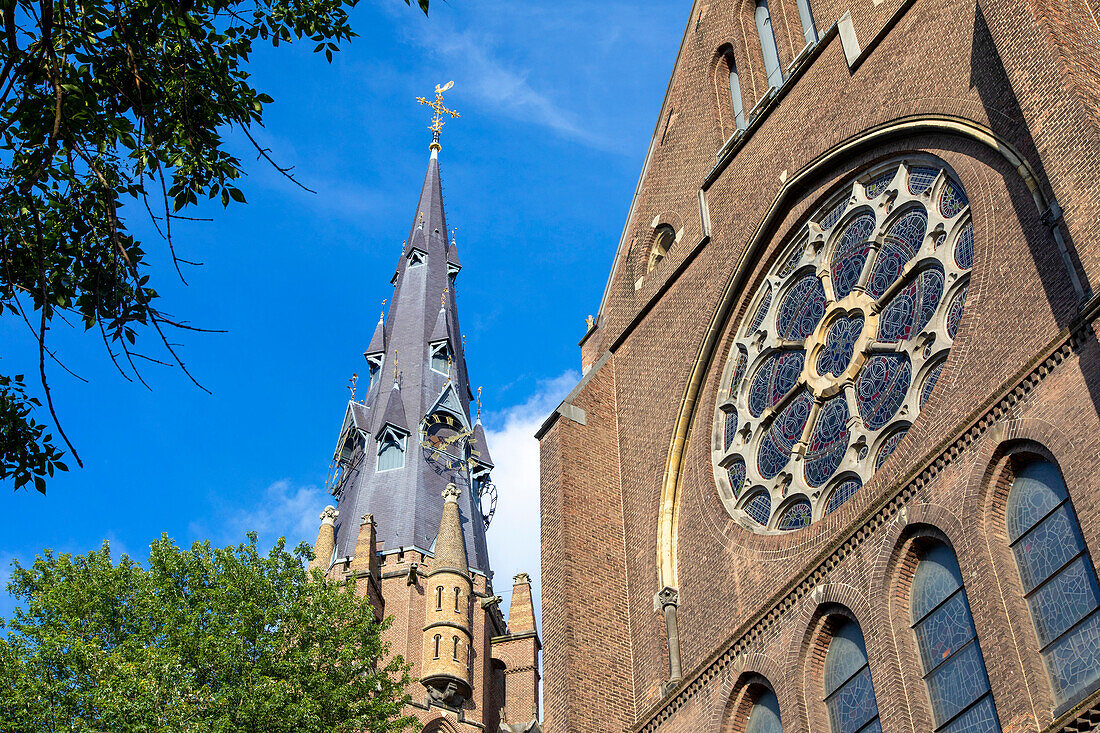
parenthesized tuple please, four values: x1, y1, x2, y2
(537, 0, 1100, 732)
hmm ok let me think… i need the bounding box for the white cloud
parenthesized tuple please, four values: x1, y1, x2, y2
(482, 370, 579, 631)
(199, 479, 330, 553)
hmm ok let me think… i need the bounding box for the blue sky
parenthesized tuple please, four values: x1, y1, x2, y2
(0, 0, 685, 622)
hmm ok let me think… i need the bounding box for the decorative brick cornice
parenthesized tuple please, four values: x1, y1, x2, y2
(632, 304, 1098, 732)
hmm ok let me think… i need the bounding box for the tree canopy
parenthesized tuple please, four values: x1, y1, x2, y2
(0, 0, 428, 493)
(0, 535, 415, 732)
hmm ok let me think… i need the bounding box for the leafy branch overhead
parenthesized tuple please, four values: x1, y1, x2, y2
(0, 0, 429, 493)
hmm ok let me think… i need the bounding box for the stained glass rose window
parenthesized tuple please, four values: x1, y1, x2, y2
(713, 160, 973, 530)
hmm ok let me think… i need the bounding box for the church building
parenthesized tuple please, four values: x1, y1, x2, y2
(538, 0, 1100, 732)
(307, 90, 541, 733)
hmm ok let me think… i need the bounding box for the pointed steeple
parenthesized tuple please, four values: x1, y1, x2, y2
(325, 119, 493, 575)
(432, 483, 470, 573)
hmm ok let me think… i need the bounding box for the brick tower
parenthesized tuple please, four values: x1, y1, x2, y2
(309, 87, 541, 732)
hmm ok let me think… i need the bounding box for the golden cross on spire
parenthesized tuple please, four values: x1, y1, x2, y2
(417, 81, 460, 151)
(441, 287, 449, 309)
(476, 386, 482, 421)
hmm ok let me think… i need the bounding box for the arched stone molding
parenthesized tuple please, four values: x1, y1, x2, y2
(655, 115, 1069, 595)
(709, 653, 790, 733)
(422, 715, 462, 733)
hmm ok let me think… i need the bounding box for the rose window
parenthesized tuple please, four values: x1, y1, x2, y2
(712, 160, 973, 531)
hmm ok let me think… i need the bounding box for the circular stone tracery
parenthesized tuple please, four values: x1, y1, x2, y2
(712, 160, 974, 531)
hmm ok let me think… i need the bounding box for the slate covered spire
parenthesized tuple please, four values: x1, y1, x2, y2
(327, 143, 492, 575)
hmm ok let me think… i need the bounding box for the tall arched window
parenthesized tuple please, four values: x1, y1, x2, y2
(452, 635, 460, 660)
(910, 543, 1001, 731)
(433, 634, 441, 659)
(824, 618, 880, 733)
(435, 585, 443, 610)
(725, 51, 746, 130)
(755, 0, 783, 89)
(1007, 458, 1100, 706)
(745, 687, 783, 733)
(647, 224, 676, 272)
(796, 0, 818, 45)
(454, 586, 461, 612)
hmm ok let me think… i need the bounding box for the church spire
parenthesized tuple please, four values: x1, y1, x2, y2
(325, 88, 492, 575)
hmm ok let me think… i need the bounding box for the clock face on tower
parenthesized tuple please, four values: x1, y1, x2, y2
(419, 412, 472, 474)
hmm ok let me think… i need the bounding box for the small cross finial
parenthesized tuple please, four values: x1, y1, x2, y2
(441, 287, 449, 310)
(417, 81, 460, 151)
(451, 227, 457, 246)
(417, 213, 424, 231)
(476, 386, 483, 422)
(393, 351, 399, 385)
(380, 298, 387, 319)
(347, 373, 358, 401)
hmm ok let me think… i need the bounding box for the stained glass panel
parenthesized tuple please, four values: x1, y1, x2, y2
(744, 491, 772, 525)
(745, 689, 783, 733)
(831, 213, 875, 300)
(867, 208, 927, 300)
(1028, 556, 1100, 647)
(875, 428, 907, 469)
(757, 390, 813, 479)
(820, 198, 849, 230)
(915, 592, 976, 674)
(731, 345, 749, 397)
(877, 266, 944, 343)
(946, 285, 967, 339)
(826, 478, 862, 514)
(940, 696, 1000, 733)
(921, 361, 944, 408)
(825, 621, 870, 695)
(778, 499, 813, 530)
(911, 544, 964, 621)
(955, 221, 974, 270)
(778, 242, 805, 277)
(924, 642, 991, 725)
(817, 315, 864, 377)
(864, 168, 896, 199)
(777, 275, 827, 340)
(749, 351, 806, 417)
(856, 354, 912, 430)
(826, 667, 877, 733)
(1013, 505, 1085, 592)
(940, 180, 969, 219)
(1006, 460, 1069, 540)
(804, 396, 850, 487)
(727, 458, 747, 498)
(724, 408, 739, 450)
(909, 166, 938, 195)
(750, 286, 773, 333)
(1044, 608, 1100, 704)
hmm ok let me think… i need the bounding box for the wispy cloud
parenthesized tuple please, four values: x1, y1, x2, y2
(192, 479, 329, 552)
(483, 370, 579, 628)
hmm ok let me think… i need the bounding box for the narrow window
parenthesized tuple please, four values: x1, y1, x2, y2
(824, 618, 880, 733)
(910, 543, 1001, 731)
(454, 587, 461, 612)
(452, 635, 460, 660)
(1007, 459, 1100, 706)
(377, 432, 405, 471)
(435, 586, 443, 611)
(433, 634, 441, 659)
(726, 52, 746, 130)
(745, 687, 783, 733)
(755, 0, 783, 89)
(796, 0, 818, 45)
(647, 224, 676, 273)
(430, 343, 451, 375)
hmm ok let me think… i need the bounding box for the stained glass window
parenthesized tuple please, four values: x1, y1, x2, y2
(831, 213, 875, 300)
(825, 620, 880, 733)
(866, 208, 927, 300)
(777, 275, 827, 340)
(745, 688, 783, 733)
(940, 180, 969, 219)
(908, 166, 938, 195)
(1008, 459, 1100, 705)
(727, 457, 747, 498)
(911, 544, 1001, 732)
(749, 351, 805, 417)
(778, 499, 813, 530)
(724, 408, 739, 450)
(864, 168, 896, 199)
(804, 396, 850, 487)
(744, 491, 772, 525)
(827, 478, 862, 514)
(713, 161, 972, 530)
(955, 222, 974, 270)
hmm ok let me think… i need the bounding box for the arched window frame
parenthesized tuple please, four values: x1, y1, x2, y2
(435, 585, 443, 611)
(796, 0, 818, 46)
(723, 49, 747, 131)
(454, 586, 461, 613)
(452, 635, 460, 661)
(433, 634, 441, 659)
(909, 542, 1001, 731)
(744, 685, 783, 733)
(1006, 457, 1100, 708)
(755, 0, 783, 90)
(823, 616, 880, 733)
(647, 224, 677, 273)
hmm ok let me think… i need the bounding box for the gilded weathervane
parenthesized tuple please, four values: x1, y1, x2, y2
(417, 80, 460, 151)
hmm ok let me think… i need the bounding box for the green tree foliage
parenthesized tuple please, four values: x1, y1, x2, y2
(0, 0, 428, 493)
(0, 535, 416, 732)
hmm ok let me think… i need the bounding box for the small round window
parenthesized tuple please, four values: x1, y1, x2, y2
(712, 160, 972, 531)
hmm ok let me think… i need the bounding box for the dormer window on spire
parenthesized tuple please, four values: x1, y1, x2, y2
(366, 354, 385, 392)
(377, 426, 407, 472)
(430, 342, 452, 375)
(407, 248, 426, 267)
